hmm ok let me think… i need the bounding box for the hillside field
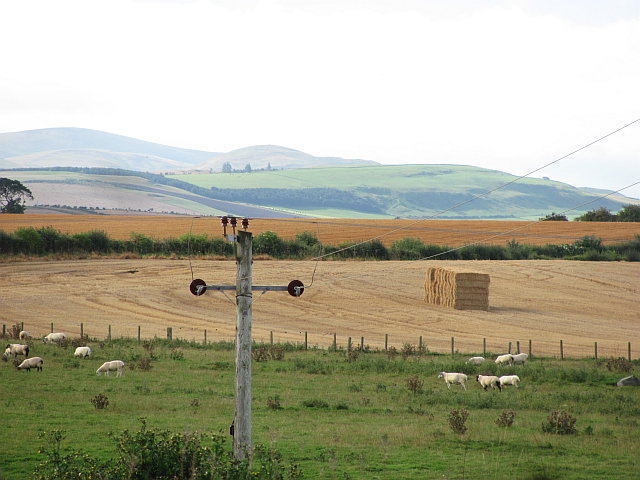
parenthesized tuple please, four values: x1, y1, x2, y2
(1, 214, 639, 247)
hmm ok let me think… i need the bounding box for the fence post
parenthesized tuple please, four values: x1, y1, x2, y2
(167, 327, 172, 341)
(51, 323, 54, 333)
(516, 341, 520, 354)
(629, 342, 632, 362)
(333, 333, 337, 352)
(483, 338, 486, 357)
(270, 331, 273, 345)
(419, 336, 423, 352)
(529, 339, 532, 358)
(508, 342, 512, 354)
(21, 322, 24, 331)
(560, 340, 564, 360)
(138, 326, 141, 343)
(348, 337, 352, 352)
(451, 337, 455, 356)
(385, 334, 388, 352)
(305, 332, 308, 350)
(80, 323, 84, 339)
(2, 325, 5, 336)
(108, 325, 111, 341)
(594, 341, 598, 360)
(360, 336, 364, 351)
(204, 329, 207, 345)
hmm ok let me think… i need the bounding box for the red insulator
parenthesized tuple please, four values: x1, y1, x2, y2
(229, 216, 237, 227)
(221, 216, 228, 227)
(242, 218, 249, 230)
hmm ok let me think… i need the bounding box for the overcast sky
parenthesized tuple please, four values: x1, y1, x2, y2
(1, 0, 639, 197)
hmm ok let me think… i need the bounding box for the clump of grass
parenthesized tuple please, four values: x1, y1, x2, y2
(302, 399, 329, 409)
(334, 402, 349, 410)
(347, 349, 360, 362)
(376, 382, 387, 392)
(387, 346, 398, 360)
(406, 375, 424, 394)
(449, 408, 469, 435)
(401, 343, 415, 361)
(348, 383, 362, 393)
(267, 395, 282, 410)
(90, 394, 109, 410)
(542, 410, 577, 435)
(170, 349, 184, 360)
(495, 410, 516, 427)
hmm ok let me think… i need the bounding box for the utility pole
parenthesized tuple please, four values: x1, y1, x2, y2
(234, 230, 252, 459)
(189, 216, 304, 460)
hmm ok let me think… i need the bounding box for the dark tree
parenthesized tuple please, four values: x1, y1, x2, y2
(617, 204, 640, 222)
(0, 178, 33, 214)
(540, 212, 568, 221)
(221, 162, 232, 173)
(576, 207, 617, 222)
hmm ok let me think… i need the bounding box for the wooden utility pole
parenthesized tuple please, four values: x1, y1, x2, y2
(189, 217, 304, 461)
(234, 230, 253, 460)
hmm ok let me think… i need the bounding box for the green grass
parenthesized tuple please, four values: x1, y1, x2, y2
(1, 341, 639, 479)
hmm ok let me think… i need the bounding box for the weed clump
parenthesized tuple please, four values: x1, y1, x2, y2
(542, 410, 577, 435)
(137, 357, 153, 371)
(406, 375, 424, 394)
(495, 410, 516, 427)
(302, 399, 329, 409)
(606, 356, 633, 373)
(387, 346, 398, 360)
(449, 408, 469, 435)
(90, 394, 109, 410)
(170, 349, 184, 360)
(267, 395, 282, 410)
(401, 343, 415, 361)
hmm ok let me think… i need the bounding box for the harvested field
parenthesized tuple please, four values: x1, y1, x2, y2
(1, 259, 638, 359)
(1, 214, 639, 246)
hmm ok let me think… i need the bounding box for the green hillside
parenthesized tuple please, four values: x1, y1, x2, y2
(168, 164, 632, 219)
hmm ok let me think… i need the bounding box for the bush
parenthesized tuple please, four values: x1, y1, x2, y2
(495, 410, 516, 427)
(449, 409, 469, 435)
(137, 357, 152, 371)
(605, 356, 633, 373)
(542, 410, 577, 435)
(170, 349, 184, 360)
(253, 345, 270, 362)
(406, 375, 424, 394)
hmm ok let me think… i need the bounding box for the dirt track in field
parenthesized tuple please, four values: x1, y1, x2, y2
(1, 259, 638, 359)
(2, 214, 639, 246)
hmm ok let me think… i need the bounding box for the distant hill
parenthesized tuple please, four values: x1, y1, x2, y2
(0, 128, 218, 165)
(196, 145, 379, 171)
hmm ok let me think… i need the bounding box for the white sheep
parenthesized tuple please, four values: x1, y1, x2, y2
(97, 360, 125, 377)
(74, 346, 92, 358)
(477, 374, 502, 391)
(438, 372, 468, 390)
(19, 331, 30, 340)
(4, 344, 29, 358)
(495, 354, 513, 365)
(466, 356, 485, 365)
(510, 353, 528, 365)
(43, 332, 67, 344)
(498, 375, 520, 387)
(17, 357, 43, 372)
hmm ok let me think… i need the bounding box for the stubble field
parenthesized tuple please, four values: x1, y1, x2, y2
(1, 258, 638, 359)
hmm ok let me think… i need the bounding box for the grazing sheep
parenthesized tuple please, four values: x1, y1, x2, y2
(510, 353, 528, 365)
(466, 356, 485, 366)
(438, 372, 468, 390)
(17, 357, 43, 372)
(498, 375, 520, 387)
(19, 331, 30, 340)
(495, 354, 513, 365)
(43, 333, 66, 344)
(4, 344, 29, 358)
(477, 374, 502, 392)
(97, 360, 125, 377)
(74, 346, 92, 358)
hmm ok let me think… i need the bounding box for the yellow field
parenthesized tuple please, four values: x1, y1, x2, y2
(1, 214, 639, 247)
(1, 258, 638, 360)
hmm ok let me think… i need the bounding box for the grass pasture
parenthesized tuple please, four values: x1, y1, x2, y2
(1, 339, 639, 479)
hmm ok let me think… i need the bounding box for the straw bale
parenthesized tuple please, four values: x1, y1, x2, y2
(424, 267, 490, 311)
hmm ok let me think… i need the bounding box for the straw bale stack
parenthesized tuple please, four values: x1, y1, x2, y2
(424, 267, 490, 311)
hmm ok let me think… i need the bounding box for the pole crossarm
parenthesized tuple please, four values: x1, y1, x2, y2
(203, 285, 289, 292)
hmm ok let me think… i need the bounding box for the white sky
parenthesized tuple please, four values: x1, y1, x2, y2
(1, 0, 639, 197)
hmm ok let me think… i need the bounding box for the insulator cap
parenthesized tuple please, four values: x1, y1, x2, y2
(221, 216, 228, 227)
(229, 216, 237, 227)
(189, 279, 207, 296)
(242, 218, 249, 230)
(287, 279, 304, 297)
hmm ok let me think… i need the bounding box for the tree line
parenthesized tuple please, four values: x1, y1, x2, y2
(1, 227, 638, 262)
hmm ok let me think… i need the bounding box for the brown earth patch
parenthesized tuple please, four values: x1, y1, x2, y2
(1, 259, 638, 359)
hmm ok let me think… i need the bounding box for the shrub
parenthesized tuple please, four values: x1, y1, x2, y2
(542, 410, 577, 435)
(137, 357, 152, 371)
(401, 343, 415, 361)
(605, 356, 633, 373)
(387, 346, 398, 360)
(253, 345, 270, 362)
(449, 409, 469, 435)
(346, 349, 360, 362)
(269, 346, 285, 361)
(170, 349, 184, 360)
(406, 375, 424, 394)
(495, 410, 516, 427)
(90, 394, 109, 410)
